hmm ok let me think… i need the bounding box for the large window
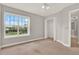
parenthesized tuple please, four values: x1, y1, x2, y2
(4, 12, 30, 38)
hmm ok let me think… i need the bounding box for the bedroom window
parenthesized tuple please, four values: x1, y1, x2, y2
(4, 12, 30, 38)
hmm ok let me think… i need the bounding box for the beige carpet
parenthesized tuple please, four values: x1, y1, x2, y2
(0, 39, 79, 55)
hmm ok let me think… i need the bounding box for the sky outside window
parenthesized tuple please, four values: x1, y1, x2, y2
(5, 13, 28, 27)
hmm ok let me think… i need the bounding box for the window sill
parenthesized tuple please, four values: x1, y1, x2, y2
(4, 34, 30, 39)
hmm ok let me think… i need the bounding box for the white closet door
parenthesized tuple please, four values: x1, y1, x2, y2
(47, 20, 53, 38)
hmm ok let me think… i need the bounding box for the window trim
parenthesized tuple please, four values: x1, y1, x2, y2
(4, 12, 30, 38)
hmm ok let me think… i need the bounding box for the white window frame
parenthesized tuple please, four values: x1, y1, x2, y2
(4, 12, 30, 38)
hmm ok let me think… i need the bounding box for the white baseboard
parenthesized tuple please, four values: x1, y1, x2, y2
(1, 37, 70, 48)
(1, 37, 44, 48)
(56, 39, 70, 47)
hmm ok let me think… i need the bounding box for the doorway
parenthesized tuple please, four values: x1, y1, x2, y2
(44, 18, 56, 40)
(70, 9, 79, 47)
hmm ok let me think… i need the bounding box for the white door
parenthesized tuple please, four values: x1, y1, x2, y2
(47, 20, 53, 38)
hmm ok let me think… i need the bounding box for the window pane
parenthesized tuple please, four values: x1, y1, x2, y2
(19, 17, 28, 35)
(4, 14, 18, 36)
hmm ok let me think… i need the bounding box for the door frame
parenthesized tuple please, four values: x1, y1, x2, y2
(44, 17, 56, 41)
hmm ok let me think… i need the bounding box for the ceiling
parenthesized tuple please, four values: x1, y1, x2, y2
(2, 3, 74, 16)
